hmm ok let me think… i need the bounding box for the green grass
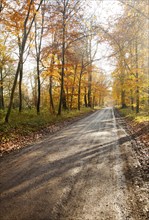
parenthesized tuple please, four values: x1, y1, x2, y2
(119, 107, 149, 123)
(0, 108, 93, 142)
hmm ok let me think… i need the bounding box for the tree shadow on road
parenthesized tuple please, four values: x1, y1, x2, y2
(1, 114, 148, 220)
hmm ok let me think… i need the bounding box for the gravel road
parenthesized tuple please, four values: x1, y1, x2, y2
(0, 107, 148, 220)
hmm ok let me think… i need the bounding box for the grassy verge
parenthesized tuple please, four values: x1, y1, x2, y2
(119, 108, 149, 123)
(0, 108, 93, 143)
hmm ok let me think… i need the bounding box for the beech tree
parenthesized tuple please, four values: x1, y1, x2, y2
(2, 0, 122, 118)
(34, 0, 46, 114)
(1, 0, 44, 122)
(47, 0, 85, 115)
(110, 0, 148, 112)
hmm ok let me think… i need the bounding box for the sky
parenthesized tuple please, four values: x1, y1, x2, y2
(88, 0, 124, 75)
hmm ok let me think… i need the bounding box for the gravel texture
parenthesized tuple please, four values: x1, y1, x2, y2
(0, 107, 148, 220)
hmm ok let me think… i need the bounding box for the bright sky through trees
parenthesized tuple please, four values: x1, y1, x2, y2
(23, 0, 123, 75)
(85, 0, 124, 75)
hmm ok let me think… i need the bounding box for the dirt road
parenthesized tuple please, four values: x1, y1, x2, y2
(0, 108, 148, 220)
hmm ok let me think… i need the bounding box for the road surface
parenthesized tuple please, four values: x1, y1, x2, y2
(0, 108, 147, 220)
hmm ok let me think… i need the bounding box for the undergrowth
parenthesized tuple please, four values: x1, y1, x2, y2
(119, 107, 149, 123)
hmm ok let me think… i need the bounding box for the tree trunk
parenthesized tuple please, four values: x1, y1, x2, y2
(70, 65, 77, 109)
(121, 89, 127, 108)
(130, 89, 134, 110)
(70, 85, 75, 110)
(58, 7, 66, 115)
(0, 67, 4, 109)
(84, 87, 88, 107)
(4, 0, 43, 122)
(98, 94, 101, 106)
(5, 61, 21, 122)
(93, 95, 95, 108)
(19, 61, 23, 112)
(34, 76, 37, 108)
(136, 85, 139, 113)
(88, 72, 92, 107)
(88, 33, 93, 108)
(78, 74, 82, 111)
(37, 57, 41, 114)
(135, 39, 139, 113)
(62, 88, 68, 110)
(49, 75, 55, 114)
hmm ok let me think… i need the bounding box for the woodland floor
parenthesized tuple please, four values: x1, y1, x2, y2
(0, 110, 94, 156)
(0, 107, 149, 220)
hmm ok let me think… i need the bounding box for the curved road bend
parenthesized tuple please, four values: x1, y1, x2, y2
(0, 107, 146, 220)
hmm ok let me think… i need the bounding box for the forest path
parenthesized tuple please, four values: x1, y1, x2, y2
(0, 108, 146, 220)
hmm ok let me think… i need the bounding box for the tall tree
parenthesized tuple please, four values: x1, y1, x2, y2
(0, 33, 14, 109)
(111, 0, 148, 111)
(53, 0, 83, 115)
(34, 0, 45, 114)
(2, 0, 44, 122)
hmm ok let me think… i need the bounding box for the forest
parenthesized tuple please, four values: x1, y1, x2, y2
(0, 1, 149, 219)
(0, 0, 148, 133)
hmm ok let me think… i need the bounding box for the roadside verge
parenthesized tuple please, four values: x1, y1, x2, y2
(0, 109, 96, 156)
(117, 108, 149, 182)
(115, 108, 149, 219)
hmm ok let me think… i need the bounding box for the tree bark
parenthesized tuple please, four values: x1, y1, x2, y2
(0, 67, 4, 109)
(19, 61, 23, 112)
(34, 0, 45, 114)
(78, 74, 82, 111)
(130, 89, 134, 110)
(87, 31, 93, 108)
(84, 87, 88, 107)
(62, 88, 68, 110)
(93, 95, 95, 108)
(5, 61, 21, 122)
(49, 76, 55, 114)
(36, 57, 41, 114)
(70, 65, 77, 109)
(88, 72, 92, 107)
(135, 40, 139, 113)
(121, 89, 127, 108)
(58, 3, 66, 115)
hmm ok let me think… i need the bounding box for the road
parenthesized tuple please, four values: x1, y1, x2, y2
(0, 108, 147, 220)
